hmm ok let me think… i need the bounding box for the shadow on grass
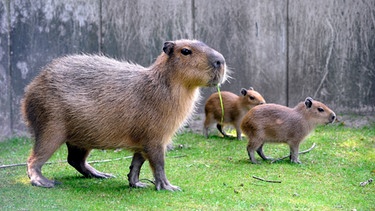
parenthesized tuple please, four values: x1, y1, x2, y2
(53, 175, 160, 194)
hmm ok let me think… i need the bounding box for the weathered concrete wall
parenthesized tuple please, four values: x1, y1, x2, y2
(1, 0, 100, 139)
(195, 0, 288, 105)
(288, 0, 375, 113)
(0, 0, 10, 139)
(0, 0, 374, 141)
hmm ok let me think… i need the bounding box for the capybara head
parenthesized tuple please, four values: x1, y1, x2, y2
(303, 97, 336, 125)
(240, 87, 266, 110)
(161, 39, 227, 87)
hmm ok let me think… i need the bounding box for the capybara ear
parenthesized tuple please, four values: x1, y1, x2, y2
(163, 41, 175, 56)
(305, 97, 313, 109)
(248, 87, 254, 90)
(240, 88, 247, 96)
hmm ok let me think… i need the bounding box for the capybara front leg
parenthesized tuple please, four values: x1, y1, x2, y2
(289, 143, 301, 164)
(234, 122, 242, 140)
(66, 143, 113, 178)
(127, 152, 148, 188)
(147, 146, 181, 191)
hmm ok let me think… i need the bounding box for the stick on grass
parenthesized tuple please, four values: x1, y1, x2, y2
(252, 175, 281, 183)
(271, 143, 316, 163)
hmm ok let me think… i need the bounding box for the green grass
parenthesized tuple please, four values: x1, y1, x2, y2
(0, 124, 374, 210)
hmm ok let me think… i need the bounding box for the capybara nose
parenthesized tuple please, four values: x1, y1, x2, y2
(330, 113, 336, 123)
(209, 52, 225, 69)
(213, 60, 222, 68)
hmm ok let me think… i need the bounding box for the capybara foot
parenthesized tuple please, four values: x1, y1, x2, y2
(289, 155, 302, 164)
(291, 159, 302, 164)
(154, 178, 181, 191)
(129, 181, 149, 188)
(250, 160, 260, 164)
(155, 181, 181, 191)
(87, 170, 114, 179)
(30, 175, 58, 188)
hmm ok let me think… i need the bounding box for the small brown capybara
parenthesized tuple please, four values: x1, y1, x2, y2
(21, 39, 227, 191)
(203, 87, 265, 140)
(241, 97, 336, 164)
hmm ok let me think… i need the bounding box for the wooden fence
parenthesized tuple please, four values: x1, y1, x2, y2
(0, 0, 374, 140)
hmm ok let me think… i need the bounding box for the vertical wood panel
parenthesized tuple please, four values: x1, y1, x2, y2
(101, 0, 193, 66)
(288, 0, 375, 112)
(0, 0, 374, 141)
(195, 0, 288, 106)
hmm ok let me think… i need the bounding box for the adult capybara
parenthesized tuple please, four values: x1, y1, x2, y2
(203, 88, 265, 140)
(21, 39, 227, 191)
(240, 97, 335, 164)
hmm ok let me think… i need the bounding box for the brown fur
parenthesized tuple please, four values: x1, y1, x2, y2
(203, 88, 265, 140)
(21, 39, 227, 191)
(240, 97, 336, 164)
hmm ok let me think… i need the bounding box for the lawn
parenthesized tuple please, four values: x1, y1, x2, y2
(0, 123, 374, 210)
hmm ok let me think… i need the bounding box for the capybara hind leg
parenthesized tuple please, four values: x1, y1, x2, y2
(146, 145, 181, 191)
(247, 140, 263, 164)
(234, 123, 242, 140)
(127, 152, 148, 188)
(216, 124, 229, 137)
(28, 154, 57, 188)
(27, 139, 64, 188)
(256, 144, 271, 160)
(66, 143, 113, 178)
(289, 143, 301, 164)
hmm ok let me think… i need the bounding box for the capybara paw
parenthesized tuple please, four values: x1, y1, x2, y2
(155, 182, 181, 191)
(89, 171, 114, 179)
(291, 159, 302, 164)
(130, 181, 149, 188)
(262, 156, 273, 161)
(30, 177, 57, 188)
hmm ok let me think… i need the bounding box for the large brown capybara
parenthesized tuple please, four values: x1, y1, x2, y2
(21, 39, 227, 191)
(203, 87, 265, 140)
(241, 97, 336, 164)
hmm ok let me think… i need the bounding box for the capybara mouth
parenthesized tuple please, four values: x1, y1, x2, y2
(208, 73, 223, 87)
(326, 116, 336, 125)
(207, 66, 227, 87)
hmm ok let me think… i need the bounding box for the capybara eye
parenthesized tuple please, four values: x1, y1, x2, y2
(181, 48, 192, 55)
(318, 107, 325, 112)
(249, 96, 255, 100)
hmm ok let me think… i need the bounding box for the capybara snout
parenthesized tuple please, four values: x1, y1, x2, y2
(241, 97, 335, 164)
(22, 39, 227, 191)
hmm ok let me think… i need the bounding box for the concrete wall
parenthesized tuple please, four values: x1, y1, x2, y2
(0, 0, 374, 140)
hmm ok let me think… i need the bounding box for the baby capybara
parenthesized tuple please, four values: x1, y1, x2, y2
(204, 88, 265, 140)
(241, 97, 335, 164)
(21, 39, 227, 191)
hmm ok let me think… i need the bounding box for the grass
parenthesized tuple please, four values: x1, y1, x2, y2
(0, 123, 374, 210)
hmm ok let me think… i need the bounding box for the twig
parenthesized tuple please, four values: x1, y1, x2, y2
(0, 156, 133, 169)
(252, 175, 281, 183)
(271, 143, 316, 163)
(167, 155, 187, 159)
